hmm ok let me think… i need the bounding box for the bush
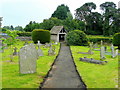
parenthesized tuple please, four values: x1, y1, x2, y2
(32, 29, 50, 44)
(113, 32, 120, 49)
(88, 37, 112, 43)
(17, 32, 32, 37)
(66, 30, 88, 46)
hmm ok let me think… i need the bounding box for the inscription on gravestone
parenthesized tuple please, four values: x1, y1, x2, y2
(19, 44, 38, 74)
(100, 46, 106, 60)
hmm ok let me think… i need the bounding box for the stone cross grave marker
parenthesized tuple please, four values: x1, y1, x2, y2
(37, 40, 43, 56)
(19, 43, 38, 74)
(100, 46, 106, 60)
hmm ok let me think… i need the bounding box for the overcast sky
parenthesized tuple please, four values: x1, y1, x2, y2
(1, 0, 119, 28)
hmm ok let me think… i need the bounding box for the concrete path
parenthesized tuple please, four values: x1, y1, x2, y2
(41, 42, 86, 88)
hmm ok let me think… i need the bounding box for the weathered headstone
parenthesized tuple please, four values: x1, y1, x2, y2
(37, 41, 43, 56)
(111, 44, 118, 58)
(44, 43, 51, 48)
(19, 43, 38, 74)
(13, 47, 17, 55)
(48, 44, 55, 56)
(88, 42, 94, 54)
(80, 57, 108, 64)
(100, 46, 106, 60)
(93, 43, 98, 48)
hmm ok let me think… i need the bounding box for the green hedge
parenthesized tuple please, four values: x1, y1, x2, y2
(66, 30, 88, 46)
(88, 37, 113, 43)
(17, 32, 32, 37)
(32, 29, 50, 44)
(113, 32, 120, 49)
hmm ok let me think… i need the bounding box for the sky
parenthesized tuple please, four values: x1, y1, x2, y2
(1, 0, 120, 28)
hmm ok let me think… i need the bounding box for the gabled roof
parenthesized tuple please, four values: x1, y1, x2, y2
(51, 26, 64, 34)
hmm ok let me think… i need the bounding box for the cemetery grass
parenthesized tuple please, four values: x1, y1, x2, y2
(2, 41, 60, 88)
(71, 46, 118, 88)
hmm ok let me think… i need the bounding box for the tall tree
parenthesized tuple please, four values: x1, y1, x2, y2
(51, 4, 70, 20)
(100, 2, 116, 36)
(75, 2, 96, 22)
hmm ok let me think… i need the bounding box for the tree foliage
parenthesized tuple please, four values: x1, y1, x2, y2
(51, 4, 70, 20)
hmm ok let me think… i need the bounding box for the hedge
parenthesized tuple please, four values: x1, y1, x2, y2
(17, 32, 32, 37)
(66, 30, 88, 46)
(32, 29, 50, 44)
(113, 32, 120, 49)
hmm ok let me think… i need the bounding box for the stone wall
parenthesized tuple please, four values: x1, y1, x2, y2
(51, 34, 57, 42)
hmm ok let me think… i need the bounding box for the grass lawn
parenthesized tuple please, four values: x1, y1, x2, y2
(71, 45, 118, 88)
(2, 41, 60, 88)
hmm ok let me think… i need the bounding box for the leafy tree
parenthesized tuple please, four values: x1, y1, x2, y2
(51, 4, 70, 20)
(85, 12, 103, 35)
(1, 30, 20, 61)
(75, 2, 96, 22)
(14, 26, 23, 31)
(100, 2, 116, 36)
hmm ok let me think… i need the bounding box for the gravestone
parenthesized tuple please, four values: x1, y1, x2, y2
(100, 46, 106, 60)
(80, 57, 108, 65)
(44, 43, 51, 48)
(111, 44, 118, 58)
(88, 42, 94, 54)
(19, 43, 38, 74)
(37, 41, 43, 56)
(78, 42, 94, 54)
(13, 47, 17, 55)
(93, 43, 98, 48)
(48, 44, 55, 56)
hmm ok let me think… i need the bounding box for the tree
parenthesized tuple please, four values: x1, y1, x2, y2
(14, 26, 23, 31)
(100, 2, 116, 36)
(85, 12, 103, 35)
(51, 4, 70, 20)
(75, 2, 96, 22)
(1, 30, 20, 61)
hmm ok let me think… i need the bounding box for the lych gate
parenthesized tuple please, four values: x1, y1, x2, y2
(51, 26, 67, 42)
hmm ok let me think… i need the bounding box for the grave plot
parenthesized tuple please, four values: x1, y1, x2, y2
(70, 45, 118, 88)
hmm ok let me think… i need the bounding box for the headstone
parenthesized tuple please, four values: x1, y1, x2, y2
(13, 47, 17, 55)
(111, 44, 118, 58)
(101, 40, 103, 46)
(48, 45, 55, 56)
(19, 43, 38, 74)
(100, 46, 106, 60)
(44, 43, 51, 48)
(37, 41, 43, 56)
(80, 57, 108, 64)
(93, 43, 98, 48)
(111, 44, 115, 58)
(88, 42, 94, 54)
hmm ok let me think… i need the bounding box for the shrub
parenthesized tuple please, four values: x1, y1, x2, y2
(66, 30, 88, 46)
(113, 32, 120, 49)
(88, 37, 112, 43)
(32, 29, 50, 44)
(17, 32, 32, 37)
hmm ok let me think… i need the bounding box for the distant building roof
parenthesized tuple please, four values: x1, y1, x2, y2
(51, 26, 64, 34)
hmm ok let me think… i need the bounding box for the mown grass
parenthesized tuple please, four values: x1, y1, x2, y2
(2, 41, 60, 88)
(71, 45, 118, 88)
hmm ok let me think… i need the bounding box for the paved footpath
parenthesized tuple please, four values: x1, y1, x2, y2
(41, 42, 86, 88)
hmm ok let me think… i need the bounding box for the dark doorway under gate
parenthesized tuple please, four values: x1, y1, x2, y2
(59, 34, 65, 42)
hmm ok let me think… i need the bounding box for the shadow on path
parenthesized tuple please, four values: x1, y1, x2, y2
(40, 42, 86, 89)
